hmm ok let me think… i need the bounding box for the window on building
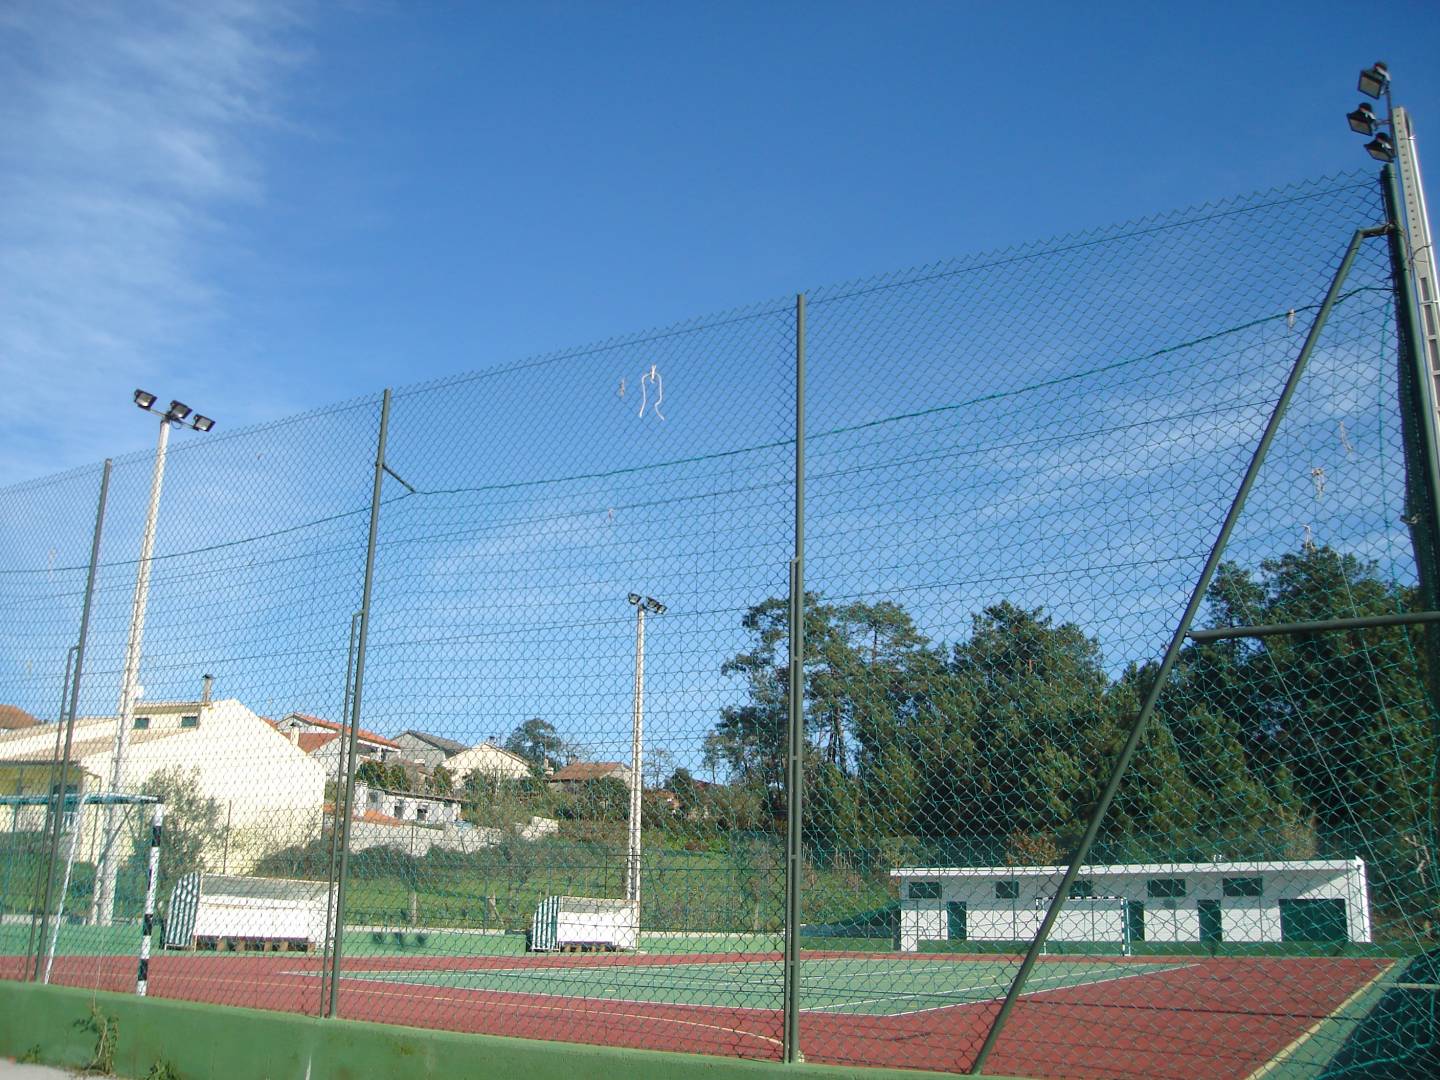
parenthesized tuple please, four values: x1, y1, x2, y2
(180, 715, 198, 729)
(1069, 880, 1096, 899)
(368, 791, 379, 805)
(416, 806, 428, 822)
(394, 802, 405, 818)
(908, 881, 942, 900)
(995, 880, 1020, 900)
(133, 716, 150, 730)
(1147, 878, 1187, 899)
(1223, 876, 1264, 898)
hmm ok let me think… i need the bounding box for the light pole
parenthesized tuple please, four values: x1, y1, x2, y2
(92, 391, 215, 926)
(625, 594, 665, 909)
(1345, 63, 1440, 413)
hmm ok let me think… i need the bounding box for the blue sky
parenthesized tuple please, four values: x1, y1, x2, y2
(0, 3, 1433, 769)
(2, 0, 1437, 480)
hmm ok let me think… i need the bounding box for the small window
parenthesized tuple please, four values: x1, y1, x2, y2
(393, 802, 405, 818)
(368, 791, 379, 804)
(416, 806, 428, 822)
(133, 716, 150, 730)
(1223, 876, 1263, 898)
(908, 880, 942, 900)
(180, 715, 199, 729)
(1069, 879, 1096, 899)
(995, 880, 1020, 900)
(1147, 878, 1187, 899)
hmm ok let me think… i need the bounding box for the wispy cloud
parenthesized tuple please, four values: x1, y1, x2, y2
(0, 0, 304, 484)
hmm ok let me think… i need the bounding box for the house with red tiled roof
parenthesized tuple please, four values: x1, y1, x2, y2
(273, 712, 400, 769)
(547, 761, 632, 792)
(0, 705, 40, 730)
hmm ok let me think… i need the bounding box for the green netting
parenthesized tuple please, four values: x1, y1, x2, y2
(0, 169, 1436, 1078)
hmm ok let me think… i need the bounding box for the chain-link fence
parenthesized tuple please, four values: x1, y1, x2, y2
(2, 168, 1436, 1079)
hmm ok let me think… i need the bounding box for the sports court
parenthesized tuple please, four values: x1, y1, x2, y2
(4, 919, 1396, 1080)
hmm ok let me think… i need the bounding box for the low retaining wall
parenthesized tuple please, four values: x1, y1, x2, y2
(0, 981, 984, 1080)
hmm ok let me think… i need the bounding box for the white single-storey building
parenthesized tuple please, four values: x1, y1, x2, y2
(893, 860, 1371, 951)
(352, 781, 462, 826)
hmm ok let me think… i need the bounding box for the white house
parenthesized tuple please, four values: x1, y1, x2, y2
(892, 860, 1372, 951)
(272, 713, 402, 769)
(444, 741, 533, 784)
(0, 697, 327, 875)
(352, 780, 462, 826)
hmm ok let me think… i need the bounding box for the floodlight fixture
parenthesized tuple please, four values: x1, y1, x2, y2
(1366, 131, 1396, 162)
(628, 593, 642, 605)
(133, 389, 158, 411)
(190, 414, 215, 433)
(1347, 103, 1378, 136)
(166, 400, 191, 422)
(1358, 62, 1389, 100)
(645, 597, 666, 615)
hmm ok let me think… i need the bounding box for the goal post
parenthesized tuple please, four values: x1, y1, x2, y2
(0, 792, 164, 994)
(1035, 894, 1133, 957)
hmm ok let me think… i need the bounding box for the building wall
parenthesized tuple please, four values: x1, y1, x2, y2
(445, 743, 531, 783)
(895, 862, 1370, 951)
(353, 781, 461, 826)
(93, 700, 327, 874)
(391, 734, 452, 769)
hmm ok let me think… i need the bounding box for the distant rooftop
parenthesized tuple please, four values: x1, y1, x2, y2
(397, 729, 468, 754)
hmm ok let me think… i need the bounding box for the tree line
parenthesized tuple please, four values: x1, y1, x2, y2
(703, 545, 1438, 931)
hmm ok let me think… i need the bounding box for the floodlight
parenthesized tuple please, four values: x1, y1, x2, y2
(133, 390, 158, 411)
(1347, 103, 1377, 136)
(191, 414, 215, 433)
(647, 598, 667, 615)
(166, 400, 192, 421)
(628, 593, 642, 605)
(1365, 132, 1396, 162)
(1358, 62, 1389, 100)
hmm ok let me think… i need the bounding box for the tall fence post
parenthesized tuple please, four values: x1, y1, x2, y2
(967, 224, 1389, 1075)
(327, 390, 394, 1019)
(320, 610, 363, 1014)
(783, 293, 806, 1063)
(1383, 162, 1440, 886)
(32, 459, 111, 980)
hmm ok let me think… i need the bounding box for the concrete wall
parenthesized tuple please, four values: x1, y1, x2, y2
(896, 862, 1370, 951)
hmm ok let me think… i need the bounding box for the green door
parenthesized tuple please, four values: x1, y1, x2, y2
(947, 901, 967, 941)
(1198, 900, 1222, 944)
(1126, 900, 1145, 943)
(1279, 899, 1347, 943)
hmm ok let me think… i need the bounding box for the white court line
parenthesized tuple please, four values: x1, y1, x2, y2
(844, 961, 1204, 1019)
(1242, 962, 1395, 1080)
(325, 958, 1196, 1021)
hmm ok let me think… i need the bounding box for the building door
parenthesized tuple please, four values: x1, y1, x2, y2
(1279, 899, 1347, 943)
(1126, 900, 1145, 943)
(1199, 900, 1222, 945)
(947, 901, 967, 942)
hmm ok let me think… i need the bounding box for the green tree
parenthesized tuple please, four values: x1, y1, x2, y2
(430, 764, 454, 795)
(130, 767, 226, 901)
(504, 718, 568, 773)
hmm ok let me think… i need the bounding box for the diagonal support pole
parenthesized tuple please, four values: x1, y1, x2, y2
(967, 223, 1390, 1075)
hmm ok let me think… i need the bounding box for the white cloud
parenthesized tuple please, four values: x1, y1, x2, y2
(0, 0, 304, 484)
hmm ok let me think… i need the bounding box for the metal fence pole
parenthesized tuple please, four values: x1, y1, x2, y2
(967, 224, 1388, 1074)
(783, 293, 806, 1063)
(319, 610, 363, 1013)
(328, 390, 393, 1019)
(32, 459, 111, 979)
(27, 644, 76, 976)
(1383, 162, 1440, 887)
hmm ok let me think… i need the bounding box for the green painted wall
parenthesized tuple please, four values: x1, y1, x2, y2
(0, 982, 1015, 1080)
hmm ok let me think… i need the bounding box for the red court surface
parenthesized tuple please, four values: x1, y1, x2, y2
(1, 950, 1391, 1079)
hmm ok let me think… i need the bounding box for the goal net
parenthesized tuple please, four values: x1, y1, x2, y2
(1035, 894, 1134, 956)
(0, 793, 164, 992)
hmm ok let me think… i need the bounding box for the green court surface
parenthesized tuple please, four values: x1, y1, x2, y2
(342, 955, 1193, 1016)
